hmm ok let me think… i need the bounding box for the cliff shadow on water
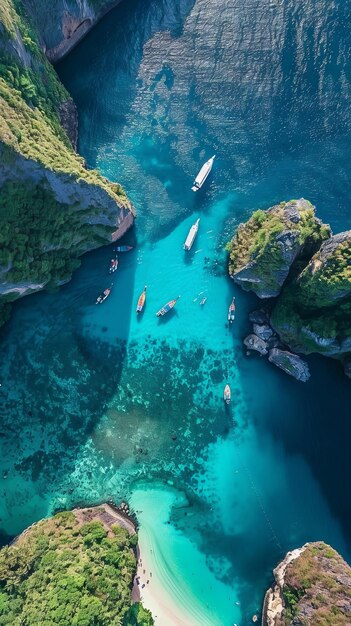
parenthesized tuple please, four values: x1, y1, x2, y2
(57, 0, 208, 243)
(0, 237, 138, 536)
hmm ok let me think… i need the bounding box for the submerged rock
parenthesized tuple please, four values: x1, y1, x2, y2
(344, 358, 351, 379)
(249, 309, 268, 324)
(268, 348, 310, 382)
(244, 334, 268, 355)
(227, 199, 331, 298)
(253, 323, 273, 341)
(262, 542, 351, 625)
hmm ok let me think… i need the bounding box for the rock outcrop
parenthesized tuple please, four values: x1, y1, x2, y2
(0, 0, 134, 326)
(268, 348, 310, 382)
(244, 334, 268, 355)
(227, 199, 331, 298)
(228, 201, 351, 376)
(262, 542, 351, 625)
(0, 503, 154, 625)
(271, 231, 351, 356)
(22, 0, 122, 62)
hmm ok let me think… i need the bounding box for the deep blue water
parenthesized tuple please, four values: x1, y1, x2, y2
(0, 0, 351, 624)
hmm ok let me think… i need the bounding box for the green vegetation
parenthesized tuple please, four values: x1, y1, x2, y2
(226, 199, 330, 296)
(227, 200, 330, 275)
(279, 543, 351, 626)
(0, 508, 153, 626)
(0, 0, 133, 327)
(271, 234, 351, 353)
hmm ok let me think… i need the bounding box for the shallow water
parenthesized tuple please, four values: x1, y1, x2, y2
(0, 0, 351, 623)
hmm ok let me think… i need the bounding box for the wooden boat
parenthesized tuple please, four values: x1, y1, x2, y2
(224, 384, 231, 404)
(200, 297, 207, 306)
(114, 245, 133, 252)
(109, 256, 119, 273)
(156, 295, 181, 317)
(183, 218, 200, 250)
(191, 155, 215, 192)
(228, 297, 236, 323)
(136, 286, 147, 314)
(96, 285, 112, 304)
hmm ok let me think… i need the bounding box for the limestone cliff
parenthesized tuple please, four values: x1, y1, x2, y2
(0, 0, 134, 326)
(21, 0, 122, 62)
(262, 542, 351, 626)
(271, 231, 351, 356)
(227, 199, 330, 298)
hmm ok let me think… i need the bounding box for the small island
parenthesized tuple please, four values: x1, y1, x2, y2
(262, 542, 351, 625)
(227, 198, 351, 380)
(0, 504, 154, 626)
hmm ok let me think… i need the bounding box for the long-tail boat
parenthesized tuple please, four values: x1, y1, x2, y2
(114, 245, 133, 252)
(136, 286, 147, 314)
(224, 384, 231, 404)
(96, 285, 112, 304)
(228, 297, 236, 323)
(109, 256, 119, 273)
(156, 295, 181, 317)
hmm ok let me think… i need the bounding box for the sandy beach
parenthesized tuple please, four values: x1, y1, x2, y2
(130, 485, 240, 626)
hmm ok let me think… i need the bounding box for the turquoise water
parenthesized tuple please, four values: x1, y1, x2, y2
(1, 0, 351, 623)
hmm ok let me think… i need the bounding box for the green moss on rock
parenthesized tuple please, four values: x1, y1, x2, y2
(271, 232, 351, 355)
(266, 542, 351, 626)
(227, 199, 330, 298)
(0, 0, 134, 327)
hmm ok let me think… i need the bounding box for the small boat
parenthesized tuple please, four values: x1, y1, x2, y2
(156, 295, 181, 317)
(191, 155, 215, 192)
(228, 297, 236, 323)
(183, 218, 200, 251)
(96, 285, 112, 304)
(224, 384, 231, 404)
(109, 256, 119, 273)
(114, 245, 133, 252)
(200, 297, 207, 306)
(136, 286, 147, 314)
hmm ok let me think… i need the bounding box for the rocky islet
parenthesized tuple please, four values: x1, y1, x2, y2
(228, 198, 351, 379)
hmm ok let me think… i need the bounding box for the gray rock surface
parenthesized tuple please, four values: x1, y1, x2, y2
(22, 0, 123, 61)
(262, 542, 351, 626)
(249, 309, 268, 324)
(244, 334, 268, 355)
(253, 323, 273, 341)
(228, 199, 330, 299)
(268, 348, 310, 382)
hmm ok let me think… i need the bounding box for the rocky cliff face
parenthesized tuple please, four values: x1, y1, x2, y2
(227, 199, 330, 298)
(262, 542, 351, 626)
(0, 0, 133, 326)
(228, 200, 351, 374)
(271, 231, 351, 356)
(22, 0, 122, 61)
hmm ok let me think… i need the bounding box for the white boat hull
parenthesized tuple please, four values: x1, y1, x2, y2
(191, 155, 215, 191)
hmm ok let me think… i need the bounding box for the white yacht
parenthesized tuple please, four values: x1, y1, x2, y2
(183, 218, 200, 250)
(191, 155, 215, 191)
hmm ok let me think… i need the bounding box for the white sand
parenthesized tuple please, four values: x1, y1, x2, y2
(130, 485, 240, 626)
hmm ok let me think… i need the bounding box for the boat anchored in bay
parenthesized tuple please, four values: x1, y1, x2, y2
(228, 297, 236, 324)
(156, 296, 181, 317)
(114, 245, 133, 252)
(183, 218, 200, 250)
(136, 286, 147, 314)
(96, 285, 112, 304)
(224, 384, 231, 404)
(191, 155, 215, 191)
